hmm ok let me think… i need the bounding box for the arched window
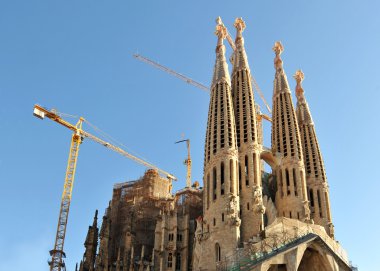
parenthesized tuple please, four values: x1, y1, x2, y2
(175, 253, 181, 271)
(309, 189, 314, 207)
(215, 243, 221, 262)
(167, 253, 173, 268)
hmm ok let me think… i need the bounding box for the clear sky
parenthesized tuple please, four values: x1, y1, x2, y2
(0, 1, 379, 270)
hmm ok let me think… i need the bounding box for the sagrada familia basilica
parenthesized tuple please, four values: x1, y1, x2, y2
(76, 18, 352, 271)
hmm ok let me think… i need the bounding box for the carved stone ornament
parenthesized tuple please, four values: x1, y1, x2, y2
(303, 201, 311, 221)
(234, 17, 246, 32)
(229, 215, 241, 227)
(226, 194, 238, 214)
(252, 186, 266, 214)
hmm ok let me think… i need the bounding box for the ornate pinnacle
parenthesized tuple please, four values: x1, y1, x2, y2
(215, 24, 227, 40)
(234, 17, 246, 33)
(272, 41, 284, 55)
(294, 70, 304, 84)
(293, 70, 305, 98)
(273, 41, 284, 69)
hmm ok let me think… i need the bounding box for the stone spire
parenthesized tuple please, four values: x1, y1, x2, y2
(294, 70, 334, 237)
(96, 207, 111, 271)
(80, 210, 99, 271)
(211, 18, 231, 89)
(198, 18, 240, 270)
(271, 42, 310, 222)
(231, 17, 264, 242)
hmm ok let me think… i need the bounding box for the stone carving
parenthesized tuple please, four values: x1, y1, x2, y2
(229, 215, 241, 227)
(226, 194, 238, 214)
(252, 186, 266, 214)
(234, 17, 246, 32)
(195, 216, 209, 242)
(329, 223, 335, 237)
(303, 201, 311, 222)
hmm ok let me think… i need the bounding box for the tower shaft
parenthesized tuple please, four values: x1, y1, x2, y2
(198, 22, 240, 271)
(271, 42, 310, 221)
(231, 18, 264, 241)
(294, 70, 334, 237)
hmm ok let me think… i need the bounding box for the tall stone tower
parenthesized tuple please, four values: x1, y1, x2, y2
(200, 22, 240, 270)
(294, 70, 334, 237)
(79, 210, 99, 271)
(230, 18, 264, 242)
(271, 42, 310, 221)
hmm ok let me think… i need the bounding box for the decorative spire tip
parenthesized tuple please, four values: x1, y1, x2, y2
(273, 41, 284, 69)
(272, 41, 284, 56)
(293, 70, 305, 84)
(234, 17, 246, 32)
(294, 70, 305, 98)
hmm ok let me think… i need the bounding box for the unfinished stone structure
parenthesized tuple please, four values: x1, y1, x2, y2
(77, 18, 352, 271)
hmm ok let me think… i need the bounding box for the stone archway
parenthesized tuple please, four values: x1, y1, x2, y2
(267, 264, 287, 271)
(298, 246, 331, 271)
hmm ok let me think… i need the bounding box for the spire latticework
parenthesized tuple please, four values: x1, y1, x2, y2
(271, 42, 310, 222)
(295, 70, 334, 237)
(198, 18, 240, 270)
(231, 17, 264, 241)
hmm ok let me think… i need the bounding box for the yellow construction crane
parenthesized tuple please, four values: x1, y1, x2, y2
(175, 139, 192, 188)
(33, 104, 176, 271)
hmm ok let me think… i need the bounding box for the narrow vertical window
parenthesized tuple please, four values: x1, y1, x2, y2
(230, 159, 233, 193)
(207, 174, 210, 209)
(286, 169, 290, 195)
(310, 189, 314, 207)
(168, 253, 173, 268)
(253, 154, 256, 185)
(215, 243, 221, 262)
(213, 167, 217, 200)
(221, 162, 225, 195)
(317, 190, 322, 217)
(238, 163, 242, 191)
(278, 169, 284, 198)
(222, 213, 224, 222)
(175, 253, 181, 271)
(245, 155, 249, 186)
(293, 168, 297, 196)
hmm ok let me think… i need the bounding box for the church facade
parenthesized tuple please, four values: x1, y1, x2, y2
(77, 18, 352, 271)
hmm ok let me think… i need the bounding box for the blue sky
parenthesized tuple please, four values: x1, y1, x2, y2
(0, 1, 379, 270)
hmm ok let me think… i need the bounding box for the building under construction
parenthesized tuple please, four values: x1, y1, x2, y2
(76, 17, 353, 271)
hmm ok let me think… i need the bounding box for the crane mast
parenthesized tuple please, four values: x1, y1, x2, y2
(33, 104, 176, 271)
(175, 139, 192, 188)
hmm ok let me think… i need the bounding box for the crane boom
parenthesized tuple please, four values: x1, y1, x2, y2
(134, 54, 209, 92)
(34, 104, 176, 271)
